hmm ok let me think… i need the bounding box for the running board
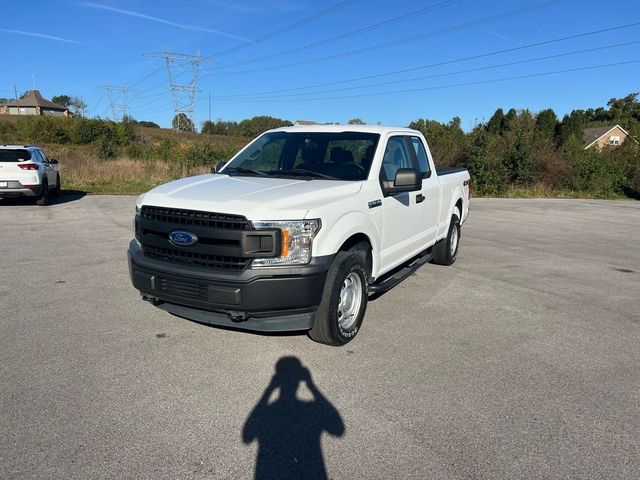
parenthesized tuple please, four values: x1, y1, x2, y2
(368, 250, 433, 295)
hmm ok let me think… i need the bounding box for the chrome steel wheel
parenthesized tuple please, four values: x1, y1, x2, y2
(337, 272, 362, 331)
(450, 222, 459, 257)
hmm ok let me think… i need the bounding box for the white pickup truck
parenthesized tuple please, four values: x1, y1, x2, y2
(128, 125, 470, 345)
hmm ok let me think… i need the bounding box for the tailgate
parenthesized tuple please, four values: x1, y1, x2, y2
(0, 149, 34, 183)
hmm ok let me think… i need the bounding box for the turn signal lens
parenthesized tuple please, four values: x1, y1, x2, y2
(281, 229, 290, 257)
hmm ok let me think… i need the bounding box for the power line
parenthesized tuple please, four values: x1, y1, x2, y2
(132, 1, 361, 98)
(212, 0, 567, 75)
(213, 59, 640, 103)
(218, 40, 640, 100)
(205, 0, 359, 59)
(214, 21, 640, 99)
(128, 67, 162, 89)
(87, 94, 105, 117)
(210, 0, 463, 68)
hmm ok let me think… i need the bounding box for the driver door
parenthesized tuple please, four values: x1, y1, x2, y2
(378, 135, 425, 271)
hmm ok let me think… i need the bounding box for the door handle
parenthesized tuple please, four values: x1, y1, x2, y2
(416, 194, 425, 203)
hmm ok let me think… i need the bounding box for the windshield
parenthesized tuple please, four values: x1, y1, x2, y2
(0, 149, 31, 162)
(223, 131, 380, 181)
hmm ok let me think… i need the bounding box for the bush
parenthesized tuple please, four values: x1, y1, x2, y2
(71, 118, 109, 144)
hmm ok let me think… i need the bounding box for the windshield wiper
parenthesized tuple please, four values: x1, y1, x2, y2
(267, 169, 339, 180)
(224, 166, 268, 177)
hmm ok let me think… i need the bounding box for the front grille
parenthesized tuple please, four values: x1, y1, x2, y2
(141, 206, 251, 230)
(142, 245, 250, 271)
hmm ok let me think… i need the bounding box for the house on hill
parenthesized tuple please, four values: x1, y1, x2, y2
(294, 120, 319, 126)
(0, 90, 70, 117)
(583, 124, 635, 150)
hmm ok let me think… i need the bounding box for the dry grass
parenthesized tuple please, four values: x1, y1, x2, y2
(500, 182, 626, 199)
(47, 147, 210, 194)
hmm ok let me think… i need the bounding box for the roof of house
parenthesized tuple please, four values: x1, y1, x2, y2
(582, 124, 632, 147)
(1, 90, 67, 110)
(294, 120, 319, 125)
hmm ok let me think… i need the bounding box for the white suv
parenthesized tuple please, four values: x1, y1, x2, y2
(0, 145, 61, 205)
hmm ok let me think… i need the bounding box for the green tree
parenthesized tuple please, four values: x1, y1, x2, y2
(462, 126, 506, 195)
(172, 113, 196, 132)
(347, 118, 365, 125)
(502, 108, 519, 132)
(51, 95, 71, 107)
(202, 119, 239, 136)
(557, 110, 589, 145)
(486, 108, 504, 134)
(535, 108, 558, 135)
(507, 129, 535, 185)
(238, 116, 291, 137)
(409, 116, 465, 166)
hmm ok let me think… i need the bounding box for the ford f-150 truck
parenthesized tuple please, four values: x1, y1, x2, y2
(128, 125, 470, 345)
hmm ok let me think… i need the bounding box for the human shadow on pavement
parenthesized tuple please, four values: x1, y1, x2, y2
(243, 356, 345, 480)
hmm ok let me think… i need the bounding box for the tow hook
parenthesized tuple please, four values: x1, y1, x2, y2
(227, 310, 249, 322)
(141, 294, 162, 305)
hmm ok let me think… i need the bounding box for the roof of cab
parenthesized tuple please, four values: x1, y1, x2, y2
(267, 124, 420, 135)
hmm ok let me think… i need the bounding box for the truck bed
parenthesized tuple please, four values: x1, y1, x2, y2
(436, 167, 467, 176)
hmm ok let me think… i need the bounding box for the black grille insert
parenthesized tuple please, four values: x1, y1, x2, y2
(140, 206, 251, 230)
(142, 245, 250, 271)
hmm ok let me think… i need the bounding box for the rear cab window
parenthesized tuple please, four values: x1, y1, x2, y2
(410, 137, 431, 178)
(0, 149, 31, 162)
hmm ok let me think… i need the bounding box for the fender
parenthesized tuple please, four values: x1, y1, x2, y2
(311, 210, 381, 278)
(436, 185, 464, 239)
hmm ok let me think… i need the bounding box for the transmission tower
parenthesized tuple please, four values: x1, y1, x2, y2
(145, 50, 214, 132)
(104, 85, 129, 121)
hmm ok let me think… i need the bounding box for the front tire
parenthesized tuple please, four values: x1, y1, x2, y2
(432, 212, 460, 266)
(309, 251, 368, 346)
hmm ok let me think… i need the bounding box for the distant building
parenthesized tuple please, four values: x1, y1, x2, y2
(0, 90, 70, 117)
(583, 124, 635, 150)
(294, 120, 319, 126)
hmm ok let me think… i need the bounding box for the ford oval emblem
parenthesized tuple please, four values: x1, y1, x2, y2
(169, 230, 198, 247)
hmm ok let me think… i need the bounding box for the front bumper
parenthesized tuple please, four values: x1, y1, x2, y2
(128, 240, 331, 332)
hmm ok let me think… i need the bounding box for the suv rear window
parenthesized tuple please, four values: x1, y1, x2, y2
(0, 149, 31, 162)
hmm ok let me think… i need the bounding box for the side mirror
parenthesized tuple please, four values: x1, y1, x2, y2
(212, 160, 226, 173)
(383, 168, 422, 195)
(50, 158, 59, 165)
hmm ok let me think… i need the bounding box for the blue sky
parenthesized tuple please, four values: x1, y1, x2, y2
(2, 0, 639, 129)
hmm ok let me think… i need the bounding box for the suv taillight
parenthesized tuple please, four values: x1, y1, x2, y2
(18, 163, 39, 170)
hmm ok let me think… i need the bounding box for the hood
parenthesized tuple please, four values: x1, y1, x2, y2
(140, 173, 363, 220)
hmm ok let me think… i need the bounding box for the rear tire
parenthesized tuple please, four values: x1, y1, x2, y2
(432, 212, 460, 266)
(308, 251, 368, 346)
(36, 180, 49, 206)
(51, 175, 61, 198)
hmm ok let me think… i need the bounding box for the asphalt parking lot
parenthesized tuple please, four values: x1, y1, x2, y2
(1, 195, 639, 479)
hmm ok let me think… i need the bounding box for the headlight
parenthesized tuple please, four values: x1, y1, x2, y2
(134, 197, 142, 240)
(252, 219, 321, 266)
(135, 194, 144, 215)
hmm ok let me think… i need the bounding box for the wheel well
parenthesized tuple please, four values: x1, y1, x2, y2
(339, 234, 373, 279)
(455, 198, 463, 219)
